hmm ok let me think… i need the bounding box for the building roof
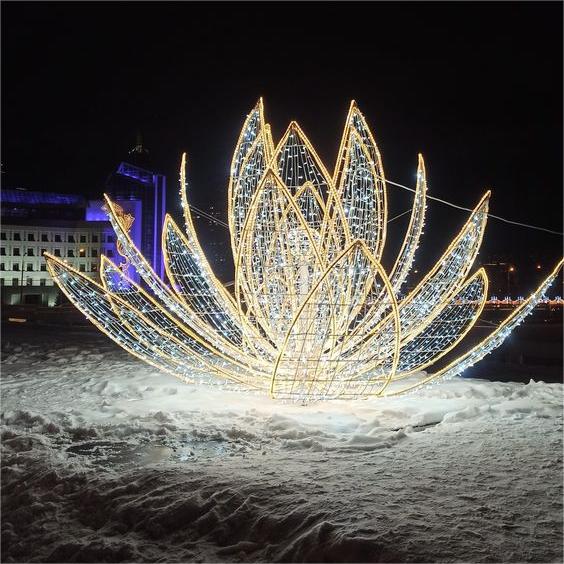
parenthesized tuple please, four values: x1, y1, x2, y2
(1, 219, 112, 229)
(1, 189, 86, 207)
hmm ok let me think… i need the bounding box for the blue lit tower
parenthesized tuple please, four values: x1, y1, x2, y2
(104, 135, 167, 279)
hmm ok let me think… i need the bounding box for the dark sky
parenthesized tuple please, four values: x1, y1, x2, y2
(2, 1, 562, 279)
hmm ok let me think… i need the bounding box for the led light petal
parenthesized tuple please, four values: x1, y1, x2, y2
(275, 121, 331, 199)
(227, 100, 274, 259)
(162, 213, 275, 359)
(395, 267, 488, 374)
(331, 129, 386, 307)
(235, 170, 328, 344)
(178, 153, 275, 359)
(228, 98, 265, 194)
(397, 191, 489, 330)
(345, 155, 427, 337)
(101, 255, 192, 344)
(104, 194, 274, 377)
(384, 259, 564, 396)
(229, 134, 270, 253)
(389, 154, 428, 293)
(45, 254, 204, 382)
(294, 181, 326, 233)
(163, 215, 241, 338)
(332, 101, 387, 258)
(274, 120, 351, 261)
(294, 182, 355, 335)
(271, 240, 400, 401)
(99, 256, 269, 387)
(344, 191, 490, 357)
(337, 129, 385, 259)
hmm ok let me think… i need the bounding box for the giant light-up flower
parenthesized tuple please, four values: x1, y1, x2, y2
(46, 100, 563, 402)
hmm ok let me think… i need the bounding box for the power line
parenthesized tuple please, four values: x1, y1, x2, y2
(190, 204, 416, 229)
(387, 208, 412, 224)
(186, 177, 563, 237)
(189, 204, 229, 228)
(382, 176, 563, 236)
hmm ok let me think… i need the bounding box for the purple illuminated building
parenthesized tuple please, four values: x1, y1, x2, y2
(1, 140, 167, 306)
(102, 140, 167, 280)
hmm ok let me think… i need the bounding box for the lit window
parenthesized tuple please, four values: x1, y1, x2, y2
(79, 248, 86, 257)
(13, 248, 20, 256)
(27, 233, 35, 241)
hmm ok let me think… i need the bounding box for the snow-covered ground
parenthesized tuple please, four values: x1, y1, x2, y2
(1, 325, 563, 563)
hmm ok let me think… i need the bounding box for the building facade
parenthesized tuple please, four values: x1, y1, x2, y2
(0, 219, 115, 306)
(2, 147, 167, 306)
(1, 189, 117, 306)
(104, 159, 167, 280)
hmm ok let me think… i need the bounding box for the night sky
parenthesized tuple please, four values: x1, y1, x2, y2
(3, 2, 562, 282)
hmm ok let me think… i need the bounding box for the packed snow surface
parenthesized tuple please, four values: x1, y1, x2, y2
(1, 326, 563, 563)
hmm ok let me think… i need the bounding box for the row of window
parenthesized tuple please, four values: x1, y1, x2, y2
(0, 278, 52, 286)
(0, 247, 112, 258)
(0, 232, 114, 243)
(0, 263, 98, 272)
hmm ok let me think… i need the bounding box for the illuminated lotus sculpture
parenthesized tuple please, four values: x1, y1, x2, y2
(46, 100, 562, 402)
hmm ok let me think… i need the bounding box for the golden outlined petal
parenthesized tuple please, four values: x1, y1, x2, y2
(271, 240, 400, 401)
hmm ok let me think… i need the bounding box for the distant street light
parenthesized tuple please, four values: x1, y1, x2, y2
(507, 265, 515, 295)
